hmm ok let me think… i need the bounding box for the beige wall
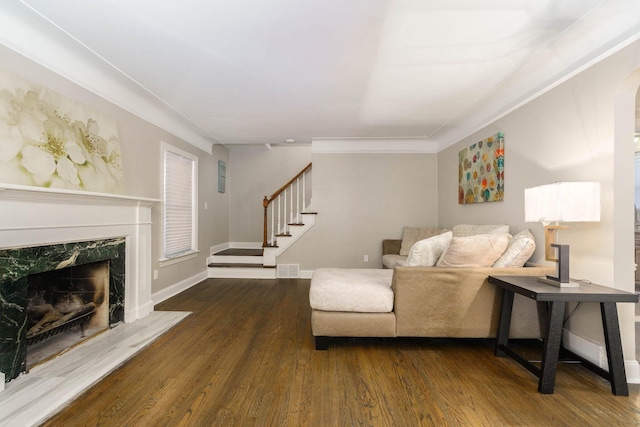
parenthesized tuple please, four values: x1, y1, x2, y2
(0, 45, 230, 296)
(229, 145, 312, 243)
(438, 40, 640, 362)
(278, 152, 439, 269)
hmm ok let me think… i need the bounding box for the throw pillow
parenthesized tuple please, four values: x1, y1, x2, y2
(404, 231, 453, 267)
(452, 224, 510, 237)
(436, 234, 510, 267)
(399, 226, 447, 256)
(493, 229, 536, 267)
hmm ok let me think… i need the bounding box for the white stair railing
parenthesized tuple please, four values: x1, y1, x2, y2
(263, 163, 312, 247)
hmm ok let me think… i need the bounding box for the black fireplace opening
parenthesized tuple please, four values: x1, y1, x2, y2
(26, 261, 110, 368)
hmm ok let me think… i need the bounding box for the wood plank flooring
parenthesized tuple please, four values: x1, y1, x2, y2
(43, 278, 640, 426)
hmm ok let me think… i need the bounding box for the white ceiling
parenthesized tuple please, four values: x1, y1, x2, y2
(6, 0, 640, 151)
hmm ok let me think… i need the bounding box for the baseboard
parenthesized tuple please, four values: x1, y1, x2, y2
(152, 270, 208, 305)
(209, 242, 230, 255)
(125, 300, 154, 323)
(300, 270, 313, 279)
(562, 329, 605, 367)
(562, 328, 640, 383)
(210, 242, 263, 255)
(626, 359, 640, 384)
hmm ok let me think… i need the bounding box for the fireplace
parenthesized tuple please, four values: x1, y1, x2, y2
(27, 260, 113, 370)
(0, 184, 157, 389)
(0, 238, 126, 381)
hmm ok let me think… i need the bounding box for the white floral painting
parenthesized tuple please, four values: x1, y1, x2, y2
(0, 69, 126, 194)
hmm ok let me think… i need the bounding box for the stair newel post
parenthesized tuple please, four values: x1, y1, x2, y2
(262, 196, 269, 247)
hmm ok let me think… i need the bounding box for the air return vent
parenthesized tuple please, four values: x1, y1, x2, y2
(277, 264, 300, 278)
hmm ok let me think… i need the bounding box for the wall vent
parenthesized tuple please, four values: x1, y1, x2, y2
(277, 264, 300, 278)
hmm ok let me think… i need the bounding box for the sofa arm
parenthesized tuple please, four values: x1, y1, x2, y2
(382, 239, 402, 256)
(391, 265, 554, 338)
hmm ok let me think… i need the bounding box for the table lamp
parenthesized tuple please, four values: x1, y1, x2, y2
(524, 182, 600, 287)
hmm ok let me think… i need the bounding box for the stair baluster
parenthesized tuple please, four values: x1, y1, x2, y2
(290, 181, 294, 225)
(270, 200, 275, 246)
(302, 172, 307, 216)
(263, 163, 312, 247)
(276, 194, 281, 243)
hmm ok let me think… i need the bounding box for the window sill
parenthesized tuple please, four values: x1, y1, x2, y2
(159, 250, 200, 267)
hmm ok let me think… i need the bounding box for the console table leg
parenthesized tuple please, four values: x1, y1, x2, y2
(495, 289, 514, 357)
(539, 301, 565, 394)
(600, 302, 629, 396)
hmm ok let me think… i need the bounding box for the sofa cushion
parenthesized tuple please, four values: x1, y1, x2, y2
(404, 231, 453, 267)
(309, 268, 394, 313)
(436, 234, 510, 267)
(452, 224, 509, 237)
(493, 229, 536, 267)
(399, 226, 447, 256)
(382, 254, 407, 269)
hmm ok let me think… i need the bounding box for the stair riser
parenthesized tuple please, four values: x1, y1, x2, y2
(207, 255, 263, 265)
(207, 267, 276, 279)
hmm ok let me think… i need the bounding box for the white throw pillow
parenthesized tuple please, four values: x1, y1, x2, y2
(452, 224, 510, 237)
(399, 226, 447, 256)
(436, 234, 510, 267)
(404, 231, 453, 267)
(493, 229, 536, 267)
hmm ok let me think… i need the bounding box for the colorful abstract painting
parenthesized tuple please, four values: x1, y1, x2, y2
(458, 131, 504, 204)
(0, 69, 126, 194)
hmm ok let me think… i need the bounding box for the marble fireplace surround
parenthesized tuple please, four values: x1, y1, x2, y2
(0, 184, 159, 386)
(1, 237, 126, 382)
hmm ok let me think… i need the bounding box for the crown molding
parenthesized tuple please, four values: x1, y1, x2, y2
(0, 3, 217, 154)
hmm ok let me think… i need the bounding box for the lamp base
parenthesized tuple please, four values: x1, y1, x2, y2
(537, 276, 580, 288)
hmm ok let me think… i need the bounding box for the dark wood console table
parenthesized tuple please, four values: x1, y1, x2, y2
(488, 275, 638, 395)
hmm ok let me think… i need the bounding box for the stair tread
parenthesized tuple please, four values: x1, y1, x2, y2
(213, 248, 263, 256)
(208, 263, 274, 268)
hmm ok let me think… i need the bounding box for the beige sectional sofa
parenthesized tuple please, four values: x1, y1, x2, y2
(310, 265, 552, 349)
(310, 224, 553, 349)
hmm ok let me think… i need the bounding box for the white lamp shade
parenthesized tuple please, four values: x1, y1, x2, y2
(525, 182, 600, 223)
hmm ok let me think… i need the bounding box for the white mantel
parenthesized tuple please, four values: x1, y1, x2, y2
(0, 183, 160, 323)
(0, 187, 191, 422)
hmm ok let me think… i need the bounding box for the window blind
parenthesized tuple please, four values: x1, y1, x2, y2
(163, 148, 196, 258)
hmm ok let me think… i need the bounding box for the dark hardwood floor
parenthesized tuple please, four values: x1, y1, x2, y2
(43, 278, 640, 426)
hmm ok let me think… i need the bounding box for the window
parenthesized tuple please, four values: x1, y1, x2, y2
(162, 143, 198, 261)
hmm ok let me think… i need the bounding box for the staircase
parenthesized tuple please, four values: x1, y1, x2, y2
(207, 164, 315, 279)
